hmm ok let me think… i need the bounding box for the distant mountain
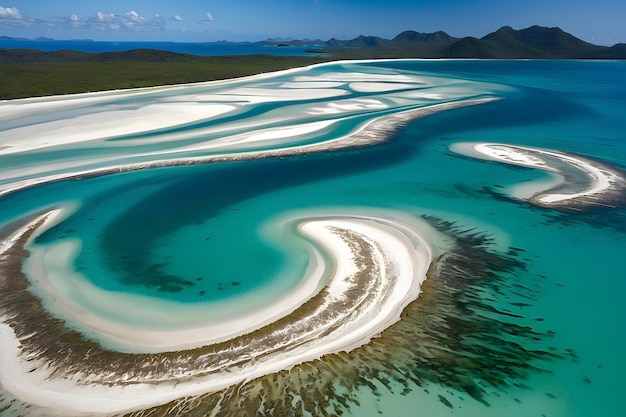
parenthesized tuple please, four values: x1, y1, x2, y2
(596, 43, 626, 59)
(389, 30, 458, 58)
(259, 38, 326, 47)
(0, 35, 29, 41)
(326, 35, 390, 48)
(0, 35, 94, 42)
(2, 26, 625, 59)
(217, 38, 325, 47)
(438, 37, 497, 59)
(302, 25, 626, 59)
(465, 25, 605, 58)
(149, 27, 626, 59)
(392, 30, 457, 44)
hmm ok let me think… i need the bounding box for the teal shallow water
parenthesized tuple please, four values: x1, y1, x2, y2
(0, 60, 625, 416)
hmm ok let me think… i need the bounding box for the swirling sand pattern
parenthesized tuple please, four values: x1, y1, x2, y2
(0, 61, 582, 416)
(0, 213, 565, 416)
(0, 60, 500, 197)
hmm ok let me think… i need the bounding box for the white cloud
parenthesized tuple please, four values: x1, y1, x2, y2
(124, 10, 143, 29)
(96, 12, 115, 23)
(126, 10, 144, 23)
(0, 6, 21, 19)
(79, 10, 166, 32)
(205, 12, 214, 22)
(172, 14, 183, 22)
(1, 6, 169, 34)
(0, 5, 33, 28)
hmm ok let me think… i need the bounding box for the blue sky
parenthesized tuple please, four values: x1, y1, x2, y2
(1, 0, 625, 45)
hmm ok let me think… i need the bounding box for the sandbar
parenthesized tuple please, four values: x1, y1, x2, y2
(0, 98, 496, 199)
(450, 142, 626, 208)
(0, 56, 499, 201)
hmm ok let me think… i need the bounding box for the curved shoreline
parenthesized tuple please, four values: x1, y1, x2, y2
(0, 209, 437, 415)
(450, 142, 626, 209)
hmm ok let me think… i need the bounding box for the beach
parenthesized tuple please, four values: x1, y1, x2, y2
(1, 59, 625, 417)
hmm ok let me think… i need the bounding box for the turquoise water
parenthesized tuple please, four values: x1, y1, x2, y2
(0, 60, 625, 416)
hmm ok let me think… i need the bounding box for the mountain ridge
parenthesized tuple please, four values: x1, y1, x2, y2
(260, 25, 625, 59)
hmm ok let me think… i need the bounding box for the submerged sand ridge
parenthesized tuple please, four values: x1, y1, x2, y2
(450, 142, 626, 210)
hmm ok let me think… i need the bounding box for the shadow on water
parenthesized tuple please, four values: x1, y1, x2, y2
(94, 133, 417, 292)
(407, 86, 595, 140)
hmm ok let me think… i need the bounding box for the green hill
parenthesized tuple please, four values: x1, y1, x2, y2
(0, 50, 324, 99)
(475, 25, 606, 58)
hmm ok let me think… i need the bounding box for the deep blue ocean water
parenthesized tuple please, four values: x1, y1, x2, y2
(0, 39, 319, 56)
(0, 59, 624, 416)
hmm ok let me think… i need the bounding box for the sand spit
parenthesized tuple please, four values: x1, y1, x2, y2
(450, 142, 626, 209)
(0, 209, 436, 415)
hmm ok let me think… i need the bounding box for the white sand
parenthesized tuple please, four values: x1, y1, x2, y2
(0, 103, 236, 156)
(0, 94, 126, 122)
(0, 59, 496, 201)
(195, 86, 349, 104)
(280, 81, 346, 89)
(471, 143, 555, 171)
(306, 98, 388, 115)
(293, 71, 422, 83)
(450, 142, 625, 205)
(0, 210, 437, 415)
(349, 82, 415, 92)
(193, 119, 338, 149)
(0, 98, 494, 199)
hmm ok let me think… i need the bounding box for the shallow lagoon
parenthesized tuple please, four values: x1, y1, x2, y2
(0, 60, 625, 416)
